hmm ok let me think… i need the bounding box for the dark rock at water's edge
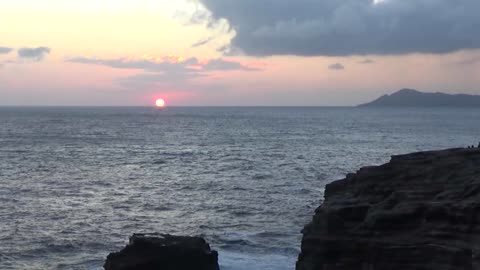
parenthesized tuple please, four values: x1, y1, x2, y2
(297, 147, 480, 270)
(104, 233, 219, 270)
(359, 88, 480, 107)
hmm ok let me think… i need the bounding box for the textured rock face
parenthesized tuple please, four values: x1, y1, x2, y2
(297, 148, 480, 270)
(104, 234, 219, 270)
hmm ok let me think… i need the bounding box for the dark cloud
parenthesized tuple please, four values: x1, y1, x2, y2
(0, 47, 13, 55)
(328, 63, 345, 70)
(18, 47, 51, 61)
(359, 59, 375, 64)
(192, 37, 216, 48)
(198, 0, 480, 56)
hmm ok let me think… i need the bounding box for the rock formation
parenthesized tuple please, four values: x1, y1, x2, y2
(104, 234, 219, 270)
(297, 147, 480, 270)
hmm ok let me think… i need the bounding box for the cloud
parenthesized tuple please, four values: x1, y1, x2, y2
(192, 37, 216, 48)
(67, 56, 193, 72)
(0, 47, 13, 55)
(359, 59, 375, 64)
(203, 58, 258, 71)
(67, 55, 261, 89)
(67, 55, 258, 73)
(328, 63, 345, 70)
(18, 47, 51, 61)
(197, 0, 480, 56)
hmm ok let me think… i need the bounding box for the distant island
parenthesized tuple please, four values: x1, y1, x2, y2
(359, 88, 480, 107)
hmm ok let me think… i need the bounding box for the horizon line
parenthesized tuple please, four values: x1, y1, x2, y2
(0, 105, 357, 108)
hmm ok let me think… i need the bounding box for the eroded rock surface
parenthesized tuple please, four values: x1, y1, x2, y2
(297, 148, 480, 270)
(104, 233, 219, 270)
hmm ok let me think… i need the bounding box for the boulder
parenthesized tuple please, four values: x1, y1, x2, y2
(297, 147, 480, 270)
(104, 233, 219, 270)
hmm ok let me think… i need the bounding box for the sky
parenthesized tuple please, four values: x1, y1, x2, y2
(1, 0, 480, 106)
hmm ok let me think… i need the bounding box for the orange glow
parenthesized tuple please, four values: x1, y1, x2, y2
(142, 54, 185, 63)
(155, 98, 166, 108)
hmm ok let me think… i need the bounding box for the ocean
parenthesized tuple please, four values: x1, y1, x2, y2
(1, 106, 479, 270)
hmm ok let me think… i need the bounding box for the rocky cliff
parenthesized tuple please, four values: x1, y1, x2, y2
(297, 147, 480, 270)
(104, 234, 219, 270)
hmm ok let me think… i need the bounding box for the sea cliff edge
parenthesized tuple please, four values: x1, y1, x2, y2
(297, 147, 480, 270)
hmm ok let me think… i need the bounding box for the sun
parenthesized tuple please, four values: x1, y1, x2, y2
(155, 98, 166, 108)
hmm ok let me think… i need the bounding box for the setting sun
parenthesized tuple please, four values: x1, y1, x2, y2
(155, 98, 166, 108)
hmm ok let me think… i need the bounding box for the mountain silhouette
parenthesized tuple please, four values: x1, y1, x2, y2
(359, 89, 480, 107)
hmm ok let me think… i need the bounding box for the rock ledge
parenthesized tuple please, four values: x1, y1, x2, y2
(104, 233, 219, 270)
(297, 147, 480, 270)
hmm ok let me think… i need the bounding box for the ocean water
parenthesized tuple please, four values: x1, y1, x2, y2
(1, 106, 479, 270)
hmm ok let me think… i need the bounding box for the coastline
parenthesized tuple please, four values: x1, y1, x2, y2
(103, 146, 480, 269)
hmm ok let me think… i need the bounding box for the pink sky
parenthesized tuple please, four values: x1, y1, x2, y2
(1, 0, 479, 106)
